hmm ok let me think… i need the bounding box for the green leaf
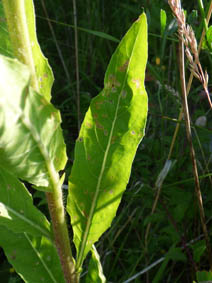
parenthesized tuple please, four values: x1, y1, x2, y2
(76, 26, 120, 43)
(0, 168, 51, 238)
(0, 3, 13, 57)
(1, 0, 53, 101)
(202, 26, 212, 52)
(67, 13, 148, 268)
(153, 245, 186, 283)
(192, 240, 206, 263)
(86, 246, 106, 283)
(196, 270, 212, 281)
(0, 226, 65, 283)
(160, 9, 167, 35)
(0, 55, 67, 188)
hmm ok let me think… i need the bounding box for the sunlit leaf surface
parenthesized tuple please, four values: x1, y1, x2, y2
(0, 1, 53, 101)
(67, 13, 148, 268)
(0, 55, 67, 188)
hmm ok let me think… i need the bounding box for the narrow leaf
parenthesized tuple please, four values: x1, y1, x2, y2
(202, 25, 212, 52)
(1, 0, 54, 101)
(67, 13, 148, 268)
(86, 245, 106, 283)
(196, 270, 212, 281)
(0, 168, 51, 238)
(0, 55, 67, 188)
(160, 9, 167, 35)
(0, 226, 65, 283)
(77, 26, 120, 43)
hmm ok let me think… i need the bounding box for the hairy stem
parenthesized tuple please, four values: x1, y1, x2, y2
(2, 1, 77, 281)
(2, 0, 38, 90)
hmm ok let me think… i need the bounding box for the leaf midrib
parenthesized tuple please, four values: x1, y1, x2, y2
(76, 20, 142, 269)
(24, 233, 59, 283)
(0, 202, 51, 239)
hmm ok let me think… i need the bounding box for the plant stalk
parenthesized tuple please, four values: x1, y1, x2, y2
(178, 30, 212, 270)
(2, 0, 38, 90)
(2, 1, 77, 281)
(168, 0, 212, 159)
(73, 0, 81, 132)
(40, 0, 71, 85)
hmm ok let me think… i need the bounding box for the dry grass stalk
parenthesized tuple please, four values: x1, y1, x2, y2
(168, 0, 212, 270)
(168, 0, 212, 108)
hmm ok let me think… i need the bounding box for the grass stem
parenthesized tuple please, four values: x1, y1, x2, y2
(177, 6, 212, 270)
(72, 0, 81, 132)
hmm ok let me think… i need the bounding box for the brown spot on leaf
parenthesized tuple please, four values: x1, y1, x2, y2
(96, 121, 104, 130)
(106, 74, 120, 89)
(121, 90, 127, 98)
(104, 130, 108, 136)
(77, 137, 83, 142)
(119, 60, 129, 72)
(85, 122, 92, 129)
(95, 101, 103, 108)
(111, 136, 117, 144)
(132, 78, 141, 89)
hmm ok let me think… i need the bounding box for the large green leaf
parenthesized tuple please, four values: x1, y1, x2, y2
(0, 55, 67, 188)
(67, 13, 148, 268)
(0, 168, 51, 238)
(1, 0, 53, 101)
(0, 226, 65, 283)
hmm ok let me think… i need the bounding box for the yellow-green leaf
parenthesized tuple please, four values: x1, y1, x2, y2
(0, 55, 67, 188)
(67, 13, 148, 269)
(1, 0, 53, 101)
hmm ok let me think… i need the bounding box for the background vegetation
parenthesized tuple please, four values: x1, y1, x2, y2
(1, 0, 212, 282)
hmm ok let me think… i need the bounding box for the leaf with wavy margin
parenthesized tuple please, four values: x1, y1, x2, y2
(67, 13, 148, 269)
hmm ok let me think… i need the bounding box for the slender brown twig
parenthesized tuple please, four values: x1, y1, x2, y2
(168, 0, 212, 269)
(40, 0, 71, 84)
(167, 0, 212, 168)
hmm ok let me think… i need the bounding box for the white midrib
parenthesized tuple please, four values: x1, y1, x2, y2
(76, 23, 142, 269)
(19, 1, 39, 91)
(24, 233, 58, 283)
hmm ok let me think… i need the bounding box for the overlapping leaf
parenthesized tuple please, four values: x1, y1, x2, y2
(0, 0, 54, 101)
(0, 168, 51, 238)
(86, 246, 106, 283)
(0, 55, 67, 188)
(0, 226, 65, 283)
(67, 13, 148, 268)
